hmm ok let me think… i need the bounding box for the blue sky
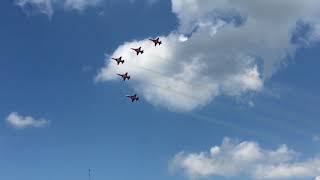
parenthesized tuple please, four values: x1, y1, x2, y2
(1, 0, 320, 180)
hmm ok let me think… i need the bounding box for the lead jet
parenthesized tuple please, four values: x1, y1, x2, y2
(126, 94, 139, 102)
(112, 56, 124, 65)
(117, 72, 130, 81)
(131, 47, 144, 55)
(149, 37, 162, 46)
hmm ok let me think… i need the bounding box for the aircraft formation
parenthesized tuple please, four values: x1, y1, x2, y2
(112, 37, 162, 103)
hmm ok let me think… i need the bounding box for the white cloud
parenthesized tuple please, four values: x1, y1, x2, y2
(310, 24, 320, 42)
(315, 176, 320, 180)
(178, 34, 188, 42)
(15, 0, 102, 17)
(15, 0, 54, 17)
(313, 135, 320, 142)
(96, 0, 320, 111)
(171, 0, 320, 78)
(96, 33, 262, 111)
(63, 0, 102, 11)
(170, 138, 320, 180)
(6, 112, 49, 129)
(248, 101, 255, 108)
(15, 0, 163, 16)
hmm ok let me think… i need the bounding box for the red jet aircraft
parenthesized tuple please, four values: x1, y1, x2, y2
(112, 56, 124, 65)
(149, 37, 162, 46)
(117, 72, 130, 81)
(131, 47, 144, 55)
(126, 94, 139, 102)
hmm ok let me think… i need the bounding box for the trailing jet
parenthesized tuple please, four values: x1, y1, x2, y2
(112, 56, 124, 65)
(126, 94, 139, 102)
(149, 37, 162, 46)
(131, 47, 144, 55)
(117, 72, 130, 81)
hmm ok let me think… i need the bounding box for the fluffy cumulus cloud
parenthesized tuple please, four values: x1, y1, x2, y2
(14, 0, 102, 17)
(170, 138, 320, 179)
(96, 0, 320, 111)
(6, 112, 49, 129)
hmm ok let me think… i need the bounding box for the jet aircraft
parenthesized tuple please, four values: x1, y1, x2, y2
(149, 37, 162, 46)
(117, 72, 130, 81)
(112, 56, 124, 65)
(126, 94, 139, 102)
(131, 47, 144, 55)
